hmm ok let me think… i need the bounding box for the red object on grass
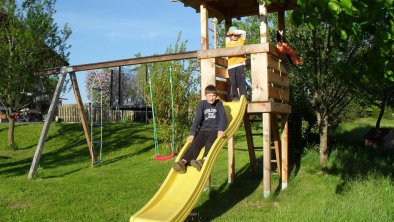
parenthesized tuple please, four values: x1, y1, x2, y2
(154, 153, 176, 161)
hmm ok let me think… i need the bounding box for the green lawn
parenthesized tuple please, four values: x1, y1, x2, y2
(0, 119, 393, 221)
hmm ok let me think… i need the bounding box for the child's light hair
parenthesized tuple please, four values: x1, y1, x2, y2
(204, 85, 217, 95)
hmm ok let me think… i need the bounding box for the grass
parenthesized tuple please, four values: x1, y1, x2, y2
(0, 119, 393, 222)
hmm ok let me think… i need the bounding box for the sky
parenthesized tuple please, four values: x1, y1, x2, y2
(53, 0, 203, 104)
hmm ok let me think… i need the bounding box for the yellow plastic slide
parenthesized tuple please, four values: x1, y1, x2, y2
(130, 96, 247, 222)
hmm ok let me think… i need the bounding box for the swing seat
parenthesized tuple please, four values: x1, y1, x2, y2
(154, 153, 176, 161)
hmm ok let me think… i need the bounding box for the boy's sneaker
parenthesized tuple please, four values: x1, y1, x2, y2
(190, 159, 205, 171)
(172, 161, 186, 174)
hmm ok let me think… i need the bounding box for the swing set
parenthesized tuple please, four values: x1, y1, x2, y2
(146, 63, 177, 161)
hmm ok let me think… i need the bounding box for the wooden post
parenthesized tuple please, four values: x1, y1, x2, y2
(200, 58, 216, 99)
(199, 2, 215, 98)
(259, 3, 268, 43)
(243, 114, 258, 174)
(70, 72, 97, 164)
(263, 112, 271, 198)
(227, 137, 235, 184)
(200, 3, 209, 50)
(251, 2, 269, 102)
(281, 114, 289, 189)
(212, 18, 218, 49)
(251, 53, 268, 102)
(118, 66, 122, 106)
(28, 74, 67, 179)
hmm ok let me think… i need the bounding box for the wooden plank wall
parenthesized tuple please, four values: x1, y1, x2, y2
(267, 52, 290, 104)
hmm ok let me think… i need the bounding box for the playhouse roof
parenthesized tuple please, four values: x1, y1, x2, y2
(174, 0, 296, 21)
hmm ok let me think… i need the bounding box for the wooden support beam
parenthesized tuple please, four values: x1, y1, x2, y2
(216, 66, 228, 79)
(212, 17, 218, 49)
(215, 79, 228, 91)
(259, 2, 268, 43)
(200, 58, 216, 99)
(247, 102, 291, 114)
(227, 137, 235, 184)
(28, 74, 67, 179)
(36, 51, 198, 76)
(263, 112, 271, 198)
(281, 114, 289, 190)
(268, 54, 288, 75)
(251, 53, 269, 102)
(268, 87, 290, 102)
(215, 57, 228, 68)
(200, 3, 209, 50)
(243, 114, 258, 174)
(268, 71, 289, 87)
(197, 43, 270, 59)
(70, 72, 96, 164)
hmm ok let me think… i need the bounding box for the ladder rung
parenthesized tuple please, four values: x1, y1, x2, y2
(271, 160, 277, 163)
(92, 106, 102, 109)
(251, 133, 261, 136)
(92, 141, 102, 145)
(92, 87, 102, 91)
(92, 123, 102, 127)
(254, 146, 263, 150)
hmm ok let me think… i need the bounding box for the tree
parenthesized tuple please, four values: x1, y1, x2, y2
(294, 0, 394, 129)
(288, 21, 362, 167)
(292, 0, 394, 165)
(0, 0, 71, 147)
(85, 69, 111, 105)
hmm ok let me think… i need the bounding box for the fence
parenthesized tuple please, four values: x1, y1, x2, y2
(57, 104, 148, 123)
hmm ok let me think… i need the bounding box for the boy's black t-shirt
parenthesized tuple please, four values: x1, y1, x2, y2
(190, 99, 227, 136)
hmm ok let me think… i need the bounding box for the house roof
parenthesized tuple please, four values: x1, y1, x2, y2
(173, 0, 296, 21)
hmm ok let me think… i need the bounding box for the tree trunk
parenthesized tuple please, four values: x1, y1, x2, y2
(8, 117, 16, 147)
(375, 97, 386, 129)
(317, 112, 329, 168)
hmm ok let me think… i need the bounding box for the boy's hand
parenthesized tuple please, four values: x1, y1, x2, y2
(218, 131, 226, 138)
(187, 135, 194, 142)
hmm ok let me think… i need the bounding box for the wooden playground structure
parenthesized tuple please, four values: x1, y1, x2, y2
(28, 0, 295, 198)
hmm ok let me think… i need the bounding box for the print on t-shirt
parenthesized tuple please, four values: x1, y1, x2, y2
(204, 108, 217, 120)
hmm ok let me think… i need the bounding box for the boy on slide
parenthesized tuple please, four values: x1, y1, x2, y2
(173, 85, 227, 173)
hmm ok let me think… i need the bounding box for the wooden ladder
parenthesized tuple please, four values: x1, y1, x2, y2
(244, 113, 281, 176)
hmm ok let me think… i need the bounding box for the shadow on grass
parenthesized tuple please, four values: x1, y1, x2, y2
(190, 164, 262, 221)
(0, 155, 11, 159)
(0, 127, 7, 133)
(0, 123, 154, 178)
(326, 125, 394, 193)
(95, 143, 155, 167)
